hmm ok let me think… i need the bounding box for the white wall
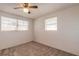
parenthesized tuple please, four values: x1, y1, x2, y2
(34, 5, 79, 55)
(0, 11, 33, 50)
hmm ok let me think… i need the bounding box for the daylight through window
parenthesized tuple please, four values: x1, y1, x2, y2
(1, 16, 28, 31)
(45, 17, 57, 31)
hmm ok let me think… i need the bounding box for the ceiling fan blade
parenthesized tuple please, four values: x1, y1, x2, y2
(14, 7, 23, 9)
(29, 6, 38, 8)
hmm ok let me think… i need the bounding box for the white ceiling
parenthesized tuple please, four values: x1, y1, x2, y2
(0, 3, 77, 19)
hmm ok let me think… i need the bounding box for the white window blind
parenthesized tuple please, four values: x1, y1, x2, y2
(18, 20, 28, 31)
(1, 16, 29, 31)
(1, 16, 17, 31)
(45, 17, 57, 31)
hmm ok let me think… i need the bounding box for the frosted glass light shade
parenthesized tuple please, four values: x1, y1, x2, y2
(23, 8, 28, 12)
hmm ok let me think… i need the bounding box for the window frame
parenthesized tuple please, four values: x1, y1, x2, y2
(1, 16, 29, 32)
(1, 16, 17, 31)
(17, 20, 29, 31)
(45, 17, 57, 31)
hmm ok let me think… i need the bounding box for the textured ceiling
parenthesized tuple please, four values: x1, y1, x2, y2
(0, 3, 77, 19)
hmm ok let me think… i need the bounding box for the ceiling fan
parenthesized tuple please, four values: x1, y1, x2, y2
(14, 3, 38, 14)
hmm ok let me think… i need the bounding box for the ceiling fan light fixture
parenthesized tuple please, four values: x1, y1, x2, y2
(23, 8, 29, 13)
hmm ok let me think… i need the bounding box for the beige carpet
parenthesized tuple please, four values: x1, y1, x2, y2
(0, 41, 75, 56)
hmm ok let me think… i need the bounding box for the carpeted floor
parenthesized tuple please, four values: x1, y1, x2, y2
(0, 41, 76, 56)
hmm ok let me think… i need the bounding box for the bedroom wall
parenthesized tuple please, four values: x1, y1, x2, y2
(34, 5, 79, 55)
(0, 11, 33, 50)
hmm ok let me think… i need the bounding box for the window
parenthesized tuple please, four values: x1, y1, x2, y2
(1, 16, 28, 31)
(18, 20, 28, 31)
(45, 17, 57, 31)
(1, 16, 17, 31)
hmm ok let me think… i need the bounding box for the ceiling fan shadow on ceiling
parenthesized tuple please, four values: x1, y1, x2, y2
(14, 3, 38, 14)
